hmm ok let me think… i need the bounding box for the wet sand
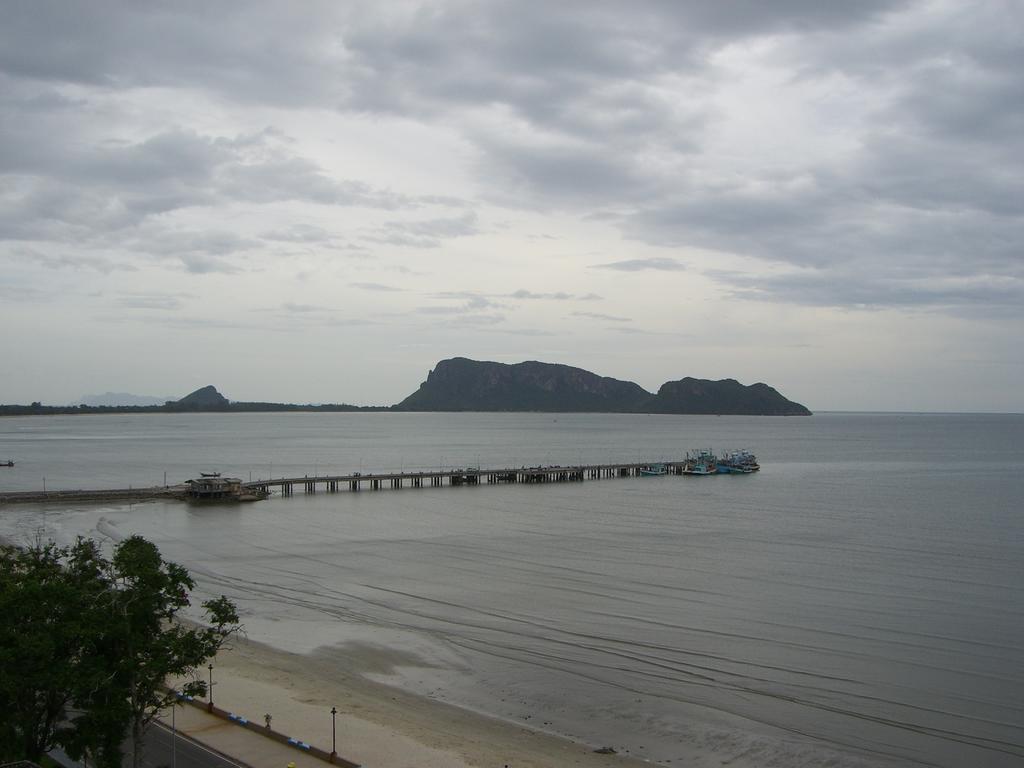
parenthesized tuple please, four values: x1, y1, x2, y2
(196, 633, 659, 768)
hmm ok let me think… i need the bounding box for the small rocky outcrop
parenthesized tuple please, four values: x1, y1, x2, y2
(647, 377, 811, 415)
(170, 385, 230, 410)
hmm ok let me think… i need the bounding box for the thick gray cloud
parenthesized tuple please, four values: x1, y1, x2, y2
(0, 2, 343, 105)
(0, 123, 420, 241)
(0, 128, 370, 278)
(5, 2, 1016, 309)
(333, 1, 1020, 315)
(0, 1, 910, 216)
(1, 1, 1020, 409)
(0, 81, 468, 279)
(0, 2, 903, 108)
(335, 1, 905, 118)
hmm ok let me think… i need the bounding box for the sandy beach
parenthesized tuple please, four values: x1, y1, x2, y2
(191, 633, 658, 768)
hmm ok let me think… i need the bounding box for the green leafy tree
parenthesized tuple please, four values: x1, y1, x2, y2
(0, 540, 66, 761)
(0, 538, 109, 762)
(0, 536, 239, 767)
(105, 536, 240, 768)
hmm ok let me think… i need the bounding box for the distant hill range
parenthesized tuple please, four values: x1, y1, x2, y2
(2, 386, 376, 416)
(78, 391, 178, 407)
(395, 358, 811, 415)
(2, 359, 810, 415)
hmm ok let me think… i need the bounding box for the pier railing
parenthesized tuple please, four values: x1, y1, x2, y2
(241, 461, 686, 496)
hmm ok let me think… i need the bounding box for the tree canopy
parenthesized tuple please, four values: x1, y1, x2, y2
(0, 535, 240, 767)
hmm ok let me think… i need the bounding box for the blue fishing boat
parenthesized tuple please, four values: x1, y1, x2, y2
(717, 450, 759, 473)
(640, 463, 667, 476)
(682, 450, 717, 475)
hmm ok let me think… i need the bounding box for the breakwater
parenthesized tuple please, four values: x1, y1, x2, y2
(0, 485, 190, 505)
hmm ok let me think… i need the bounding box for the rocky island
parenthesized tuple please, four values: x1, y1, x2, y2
(395, 358, 811, 415)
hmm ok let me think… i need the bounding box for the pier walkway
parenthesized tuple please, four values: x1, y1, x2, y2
(1, 461, 688, 505)
(243, 461, 685, 496)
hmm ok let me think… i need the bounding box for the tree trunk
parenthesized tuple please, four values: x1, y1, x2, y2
(131, 717, 142, 768)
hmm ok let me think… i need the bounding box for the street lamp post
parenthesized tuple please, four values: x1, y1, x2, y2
(330, 706, 338, 761)
(171, 696, 177, 768)
(207, 664, 214, 712)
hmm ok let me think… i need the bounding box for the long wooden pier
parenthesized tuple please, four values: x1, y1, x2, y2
(243, 461, 687, 496)
(0, 460, 692, 505)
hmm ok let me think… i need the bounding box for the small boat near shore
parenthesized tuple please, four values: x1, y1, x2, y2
(1, 459, 13, 467)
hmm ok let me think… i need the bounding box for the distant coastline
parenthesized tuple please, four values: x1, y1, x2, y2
(2, 357, 812, 416)
(0, 402, 387, 416)
(0, 383, 388, 416)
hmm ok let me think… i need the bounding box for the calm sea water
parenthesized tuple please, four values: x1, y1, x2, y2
(1, 412, 1022, 767)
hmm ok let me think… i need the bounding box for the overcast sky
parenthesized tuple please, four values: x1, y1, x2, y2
(2, 1, 1022, 411)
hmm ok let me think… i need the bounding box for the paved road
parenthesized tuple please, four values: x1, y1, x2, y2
(137, 721, 250, 768)
(49, 724, 248, 768)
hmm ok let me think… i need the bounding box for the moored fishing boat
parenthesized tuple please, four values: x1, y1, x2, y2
(718, 449, 760, 473)
(682, 449, 717, 475)
(640, 463, 667, 476)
